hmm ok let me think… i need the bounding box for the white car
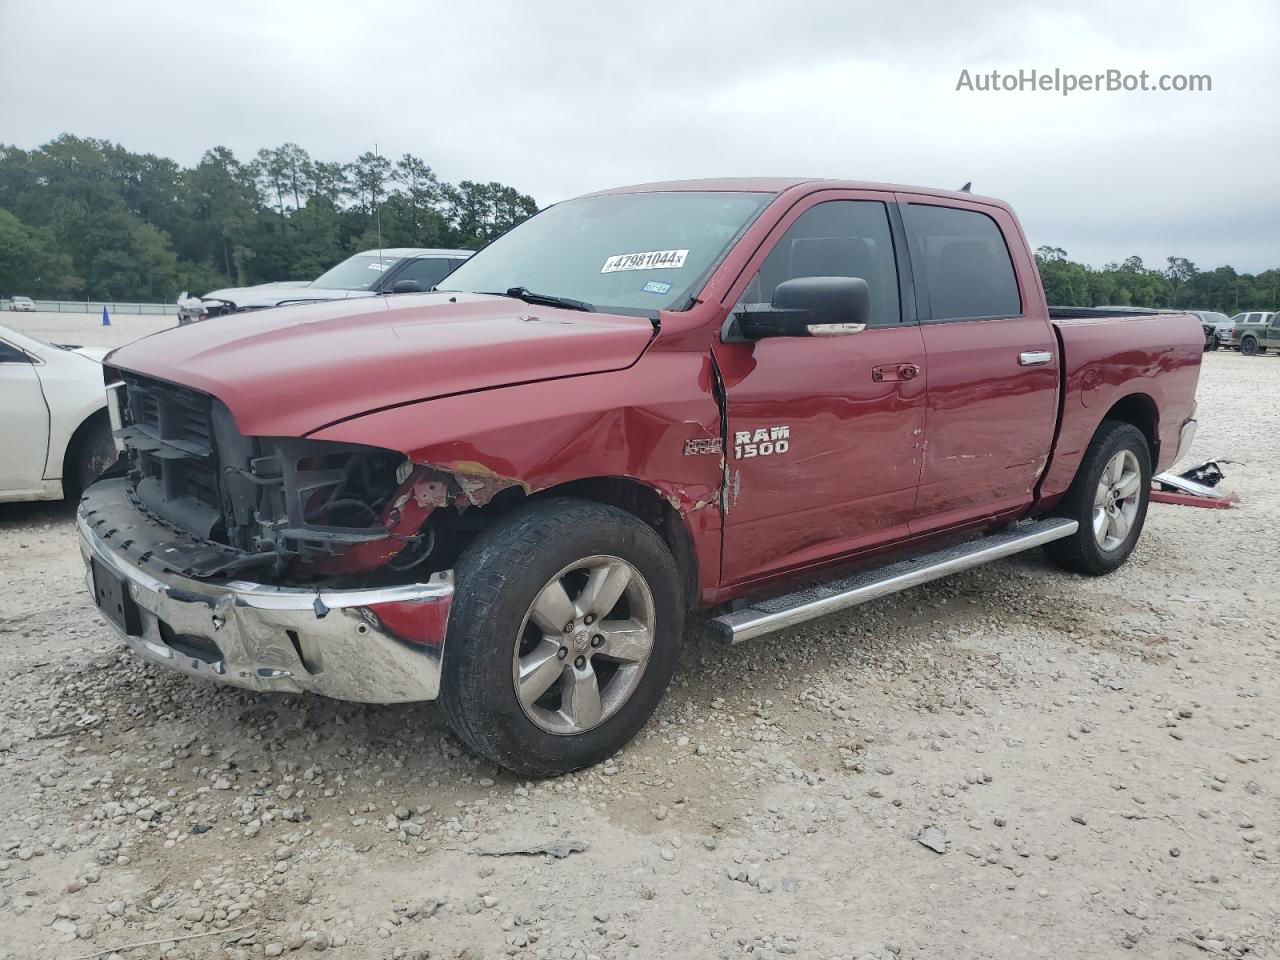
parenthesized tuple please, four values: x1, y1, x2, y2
(0, 325, 120, 502)
(176, 248, 472, 323)
(8, 296, 36, 312)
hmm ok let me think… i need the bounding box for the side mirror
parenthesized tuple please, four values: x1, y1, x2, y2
(390, 279, 422, 294)
(734, 276, 871, 340)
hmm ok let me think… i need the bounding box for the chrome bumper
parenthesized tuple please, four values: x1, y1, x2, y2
(78, 512, 453, 703)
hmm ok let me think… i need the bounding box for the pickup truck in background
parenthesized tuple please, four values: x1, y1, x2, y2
(79, 178, 1203, 776)
(1230, 310, 1279, 355)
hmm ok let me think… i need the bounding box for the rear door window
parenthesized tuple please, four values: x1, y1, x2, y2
(904, 204, 1022, 321)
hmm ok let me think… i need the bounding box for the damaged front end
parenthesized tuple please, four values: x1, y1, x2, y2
(77, 369, 477, 703)
(99, 369, 486, 583)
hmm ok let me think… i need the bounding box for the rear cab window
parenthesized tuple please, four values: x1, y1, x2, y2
(904, 204, 1022, 321)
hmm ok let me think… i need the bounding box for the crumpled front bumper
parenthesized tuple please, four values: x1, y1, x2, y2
(77, 494, 453, 704)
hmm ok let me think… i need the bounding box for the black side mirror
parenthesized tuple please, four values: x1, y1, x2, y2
(734, 276, 871, 340)
(390, 279, 423, 294)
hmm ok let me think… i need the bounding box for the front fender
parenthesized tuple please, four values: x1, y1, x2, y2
(308, 349, 726, 595)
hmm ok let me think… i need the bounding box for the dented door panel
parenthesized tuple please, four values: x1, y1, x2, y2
(712, 327, 927, 585)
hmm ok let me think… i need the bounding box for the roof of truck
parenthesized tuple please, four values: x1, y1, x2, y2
(355, 247, 475, 258)
(585, 178, 1005, 206)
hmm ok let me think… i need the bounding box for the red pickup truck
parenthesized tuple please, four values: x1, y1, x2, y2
(80, 178, 1203, 776)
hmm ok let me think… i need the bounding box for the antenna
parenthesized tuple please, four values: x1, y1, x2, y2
(374, 142, 384, 270)
(959, 181, 972, 193)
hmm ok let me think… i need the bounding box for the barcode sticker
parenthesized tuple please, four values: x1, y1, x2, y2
(601, 249, 689, 273)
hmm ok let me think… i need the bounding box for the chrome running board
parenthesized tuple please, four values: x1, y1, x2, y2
(708, 518, 1078, 644)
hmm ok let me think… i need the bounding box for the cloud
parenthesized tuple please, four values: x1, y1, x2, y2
(1, 0, 1276, 271)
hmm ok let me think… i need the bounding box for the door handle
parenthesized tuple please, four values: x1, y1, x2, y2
(1019, 351, 1053, 366)
(872, 363, 922, 382)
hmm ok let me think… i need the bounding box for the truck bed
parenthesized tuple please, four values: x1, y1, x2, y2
(1038, 309, 1203, 502)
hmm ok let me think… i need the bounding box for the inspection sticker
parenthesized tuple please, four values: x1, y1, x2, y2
(601, 249, 689, 273)
(642, 280, 672, 294)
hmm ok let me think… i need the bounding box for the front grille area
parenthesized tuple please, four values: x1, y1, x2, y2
(107, 368, 415, 580)
(118, 372, 227, 541)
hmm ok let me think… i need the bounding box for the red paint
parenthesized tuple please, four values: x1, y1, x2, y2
(106, 295, 655, 437)
(363, 597, 452, 647)
(1149, 490, 1238, 509)
(104, 179, 1203, 609)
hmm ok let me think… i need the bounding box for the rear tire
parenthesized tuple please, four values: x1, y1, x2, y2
(1241, 336, 1259, 356)
(440, 497, 683, 777)
(1045, 420, 1151, 576)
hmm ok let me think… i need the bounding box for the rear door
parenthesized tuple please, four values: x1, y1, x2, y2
(898, 198, 1059, 534)
(714, 191, 926, 585)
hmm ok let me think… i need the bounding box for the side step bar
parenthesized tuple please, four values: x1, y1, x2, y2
(708, 517, 1078, 645)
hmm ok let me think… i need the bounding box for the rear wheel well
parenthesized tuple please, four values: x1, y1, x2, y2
(1100, 394, 1158, 463)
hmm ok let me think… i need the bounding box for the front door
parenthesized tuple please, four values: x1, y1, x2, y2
(897, 198, 1059, 533)
(0, 339, 50, 493)
(714, 193, 926, 586)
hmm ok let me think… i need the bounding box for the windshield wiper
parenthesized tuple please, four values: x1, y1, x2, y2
(481, 287, 596, 312)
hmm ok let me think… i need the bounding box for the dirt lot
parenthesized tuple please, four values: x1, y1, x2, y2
(2, 311, 175, 350)
(1, 350, 1276, 960)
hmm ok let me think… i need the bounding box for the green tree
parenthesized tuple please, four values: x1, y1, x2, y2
(0, 208, 79, 297)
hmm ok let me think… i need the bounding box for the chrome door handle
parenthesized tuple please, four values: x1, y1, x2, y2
(1019, 351, 1053, 366)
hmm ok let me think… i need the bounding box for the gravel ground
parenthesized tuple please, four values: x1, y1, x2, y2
(1, 351, 1276, 960)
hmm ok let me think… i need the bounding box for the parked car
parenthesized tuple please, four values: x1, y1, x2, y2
(1230, 311, 1279, 355)
(1188, 311, 1230, 351)
(1233, 312, 1280, 358)
(80, 178, 1202, 776)
(176, 248, 473, 323)
(0, 325, 121, 502)
(8, 296, 36, 312)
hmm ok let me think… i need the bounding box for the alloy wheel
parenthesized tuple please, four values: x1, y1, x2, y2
(1093, 449, 1142, 551)
(512, 556, 656, 735)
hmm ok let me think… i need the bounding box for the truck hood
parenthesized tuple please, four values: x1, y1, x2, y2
(107, 292, 656, 437)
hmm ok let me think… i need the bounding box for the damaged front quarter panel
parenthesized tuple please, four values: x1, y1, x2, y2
(306, 350, 728, 598)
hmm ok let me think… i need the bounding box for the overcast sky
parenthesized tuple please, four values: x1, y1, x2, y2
(2, 0, 1277, 271)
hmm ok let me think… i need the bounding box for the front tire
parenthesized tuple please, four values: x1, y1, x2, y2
(1045, 420, 1151, 576)
(440, 498, 683, 777)
(1206, 334, 1219, 352)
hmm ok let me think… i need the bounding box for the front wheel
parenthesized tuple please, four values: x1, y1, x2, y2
(1045, 420, 1151, 576)
(440, 498, 683, 777)
(1241, 336, 1259, 356)
(1206, 334, 1219, 352)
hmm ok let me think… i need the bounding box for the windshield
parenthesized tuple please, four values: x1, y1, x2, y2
(311, 253, 404, 291)
(439, 191, 772, 313)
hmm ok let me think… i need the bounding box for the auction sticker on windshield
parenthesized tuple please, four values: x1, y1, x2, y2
(601, 249, 689, 273)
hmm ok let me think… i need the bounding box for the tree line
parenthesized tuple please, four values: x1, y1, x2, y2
(1035, 247, 1279, 315)
(0, 135, 538, 302)
(1, 135, 1276, 313)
